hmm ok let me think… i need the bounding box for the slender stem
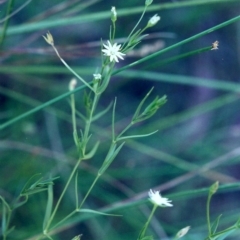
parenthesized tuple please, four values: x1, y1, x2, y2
(75, 171, 79, 208)
(52, 45, 94, 92)
(43, 184, 53, 231)
(206, 194, 212, 235)
(144, 204, 157, 233)
(79, 174, 100, 209)
(71, 91, 78, 146)
(51, 209, 77, 230)
(138, 204, 158, 239)
(111, 22, 116, 41)
(122, 5, 147, 50)
(139, 26, 148, 35)
(0, 0, 15, 48)
(82, 93, 99, 153)
(46, 69, 102, 233)
(44, 158, 82, 232)
(206, 194, 212, 236)
(116, 122, 133, 141)
(147, 46, 211, 69)
(46, 84, 102, 232)
(112, 98, 117, 141)
(210, 225, 237, 238)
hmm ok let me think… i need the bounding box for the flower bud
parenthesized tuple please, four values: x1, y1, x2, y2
(93, 73, 102, 80)
(43, 31, 54, 46)
(209, 181, 219, 195)
(147, 14, 160, 28)
(176, 226, 190, 239)
(111, 6, 117, 22)
(71, 235, 82, 240)
(69, 78, 77, 91)
(93, 73, 101, 90)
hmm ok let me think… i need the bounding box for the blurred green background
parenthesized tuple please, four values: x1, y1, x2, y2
(1, 0, 240, 239)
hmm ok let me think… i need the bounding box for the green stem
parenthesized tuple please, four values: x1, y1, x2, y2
(52, 45, 94, 92)
(0, 0, 15, 48)
(116, 122, 133, 141)
(46, 71, 102, 232)
(49, 126, 101, 230)
(51, 209, 77, 230)
(71, 91, 78, 147)
(79, 174, 100, 209)
(147, 46, 211, 69)
(82, 93, 99, 153)
(206, 194, 212, 236)
(122, 5, 147, 50)
(210, 224, 237, 238)
(111, 22, 116, 41)
(75, 171, 79, 208)
(51, 172, 101, 230)
(111, 98, 117, 141)
(143, 204, 157, 234)
(44, 158, 82, 233)
(44, 78, 101, 234)
(138, 204, 158, 240)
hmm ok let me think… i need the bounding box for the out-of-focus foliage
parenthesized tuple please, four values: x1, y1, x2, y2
(1, 0, 240, 239)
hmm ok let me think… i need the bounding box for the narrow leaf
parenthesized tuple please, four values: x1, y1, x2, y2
(77, 209, 121, 217)
(83, 141, 100, 160)
(43, 184, 53, 230)
(211, 214, 222, 234)
(92, 101, 113, 122)
(98, 142, 125, 175)
(117, 130, 158, 141)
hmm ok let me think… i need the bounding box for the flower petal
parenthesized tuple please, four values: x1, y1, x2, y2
(102, 41, 125, 62)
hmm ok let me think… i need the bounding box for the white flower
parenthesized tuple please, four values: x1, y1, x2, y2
(147, 14, 160, 27)
(176, 226, 190, 239)
(211, 40, 219, 50)
(148, 189, 173, 207)
(102, 41, 126, 62)
(93, 73, 102, 80)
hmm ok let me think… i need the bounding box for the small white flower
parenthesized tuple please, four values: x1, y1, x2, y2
(211, 40, 219, 50)
(148, 189, 173, 207)
(93, 73, 102, 80)
(102, 41, 126, 62)
(147, 14, 161, 27)
(176, 226, 190, 239)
